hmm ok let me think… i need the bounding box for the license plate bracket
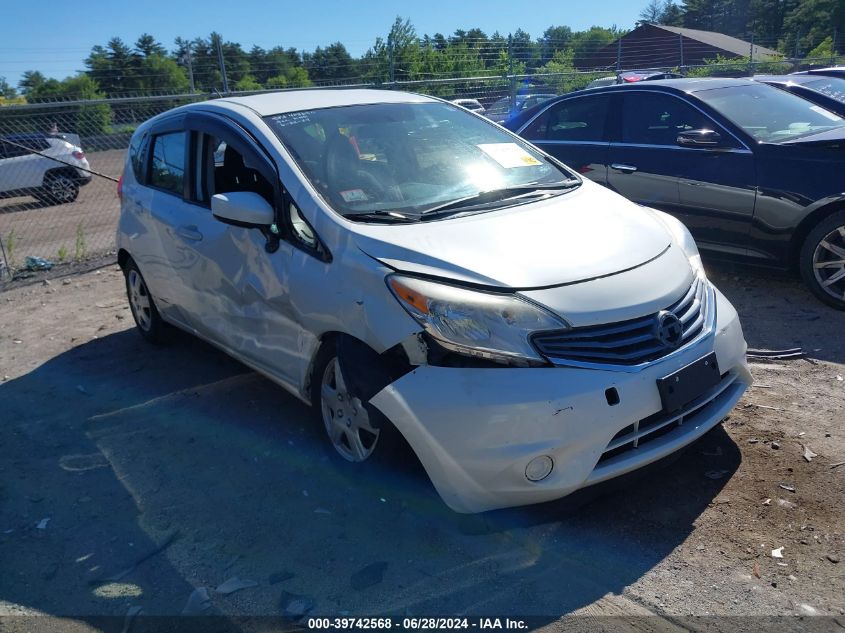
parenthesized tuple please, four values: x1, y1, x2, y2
(657, 352, 721, 412)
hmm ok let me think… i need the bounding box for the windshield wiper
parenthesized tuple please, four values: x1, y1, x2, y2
(344, 210, 418, 223)
(419, 179, 580, 218)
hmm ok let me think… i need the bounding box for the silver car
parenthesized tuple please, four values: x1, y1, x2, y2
(117, 89, 750, 513)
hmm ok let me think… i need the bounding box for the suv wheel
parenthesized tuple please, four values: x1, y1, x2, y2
(39, 173, 79, 204)
(800, 210, 845, 310)
(124, 259, 166, 342)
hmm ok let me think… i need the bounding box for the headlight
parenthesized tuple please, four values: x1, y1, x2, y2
(652, 211, 705, 276)
(387, 275, 567, 365)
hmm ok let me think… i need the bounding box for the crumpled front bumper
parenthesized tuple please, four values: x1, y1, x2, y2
(370, 286, 750, 513)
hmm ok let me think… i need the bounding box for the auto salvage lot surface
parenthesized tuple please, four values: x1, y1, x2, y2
(0, 262, 843, 630)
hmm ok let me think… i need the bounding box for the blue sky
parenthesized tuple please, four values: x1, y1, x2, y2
(1, 0, 642, 86)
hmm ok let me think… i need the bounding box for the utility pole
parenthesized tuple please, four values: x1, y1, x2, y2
(616, 37, 622, 72)
(832, 29, 838, 65)
(181, 42, 195, 93)
(508, 34, 515, 113)
(387, 32, 395, 84)
(216, 34, 229, 94)
(794, 30, 801, 60)
(679, 32, 684, 70)
(748, 33, 754, 76)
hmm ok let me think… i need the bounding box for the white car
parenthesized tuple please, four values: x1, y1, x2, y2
(451, 98, 486, 114)
(0, 133, 92, 204)
(117, 89, 750, 513)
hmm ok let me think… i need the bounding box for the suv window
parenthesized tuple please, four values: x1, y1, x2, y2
(522, 96, 610, 142)
(150, 132, 186, 195)
(621, 93, 709, 145)
(1, 135, 50, 159)
(196, 134, 273, 206)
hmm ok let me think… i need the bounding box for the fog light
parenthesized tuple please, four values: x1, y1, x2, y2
(525, 455, 554, 482)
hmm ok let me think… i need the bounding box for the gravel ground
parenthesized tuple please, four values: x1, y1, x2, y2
(0, 260, 843, 631)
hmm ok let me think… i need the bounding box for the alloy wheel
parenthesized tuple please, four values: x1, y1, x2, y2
(49, 175, 78, 203)
(812, 225, 845, 302)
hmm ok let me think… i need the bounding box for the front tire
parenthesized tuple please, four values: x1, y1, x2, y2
(124, 259, 166, 343)
(310, 340, 399, 466)
(799, 210, 845, 310)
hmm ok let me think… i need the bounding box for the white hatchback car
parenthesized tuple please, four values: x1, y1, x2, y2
(0, 133, 91, 204)
(117, 89, 750, 513)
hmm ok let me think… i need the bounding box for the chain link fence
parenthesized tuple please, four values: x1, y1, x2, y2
(0, 56, 841, 285)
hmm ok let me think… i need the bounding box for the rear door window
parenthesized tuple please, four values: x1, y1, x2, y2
(522, 96, 611, 142)
(621, 93, 709, 146)
(150, 132, 186, 196)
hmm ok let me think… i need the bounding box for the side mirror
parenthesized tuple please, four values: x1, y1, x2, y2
(211, 191, 274, 227)
(676, 129, 724, 148)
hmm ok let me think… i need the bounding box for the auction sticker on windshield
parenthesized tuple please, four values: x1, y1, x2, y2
(477, 143, 542, 168)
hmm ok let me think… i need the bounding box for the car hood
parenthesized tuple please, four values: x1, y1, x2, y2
(350, 180, 672, 289)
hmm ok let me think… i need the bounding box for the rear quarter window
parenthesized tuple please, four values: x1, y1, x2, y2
(150, 132, 186, 196)
(128, 132, 149, 182)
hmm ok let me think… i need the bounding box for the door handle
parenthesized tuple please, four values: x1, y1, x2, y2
(176, 225, 203, 242)
(611, 163, 638, 173)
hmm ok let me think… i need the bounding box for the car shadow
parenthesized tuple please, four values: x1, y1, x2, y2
(0, 198, 50, 214)
(0, 327, 739, 625)
(704, 258, 845, 365)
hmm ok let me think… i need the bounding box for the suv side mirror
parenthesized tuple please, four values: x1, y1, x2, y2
(676, 129, 724, 148)
(211, 192, 274, 227)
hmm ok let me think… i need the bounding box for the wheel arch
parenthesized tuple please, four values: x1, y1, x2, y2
(42, 165, 81, 184)
(303, 331, 413, 406)
(790, 199, 845, 269)
(117, 248, 131, 271)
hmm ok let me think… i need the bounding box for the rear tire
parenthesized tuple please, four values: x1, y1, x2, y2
(38, 173, 79, 205)
(124, 258, 166, 343)
(799, 210, 845, 310)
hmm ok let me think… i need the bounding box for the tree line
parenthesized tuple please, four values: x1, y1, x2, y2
(640, 0, 843, 57)
(0, 0, 841, 105)
(0, 20, 626, 103)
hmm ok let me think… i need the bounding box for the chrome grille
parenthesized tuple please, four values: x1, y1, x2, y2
(531, 277, 708, 366)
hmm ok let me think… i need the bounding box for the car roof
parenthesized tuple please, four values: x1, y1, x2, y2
(1, 132, 47, 141)
(754, 74, 824, 85)
(206, 88, 436, 116)
(502, 78, 761, 131)
(583, 77, 756, 94)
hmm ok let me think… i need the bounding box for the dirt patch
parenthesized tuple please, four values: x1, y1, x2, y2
(0, 262, 843, 626)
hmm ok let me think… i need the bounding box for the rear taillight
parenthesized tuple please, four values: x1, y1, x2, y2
(117, 174, 124, 201)
(72, 150, 85, 160)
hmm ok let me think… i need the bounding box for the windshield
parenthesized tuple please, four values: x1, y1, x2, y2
(265, 101, 572, 221)
(696, 83, 845, 142)
(803, 77, 845, 104)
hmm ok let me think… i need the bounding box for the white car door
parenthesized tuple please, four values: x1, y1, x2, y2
(173, 113, 308, 389)
(140, 127, 200, 324)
